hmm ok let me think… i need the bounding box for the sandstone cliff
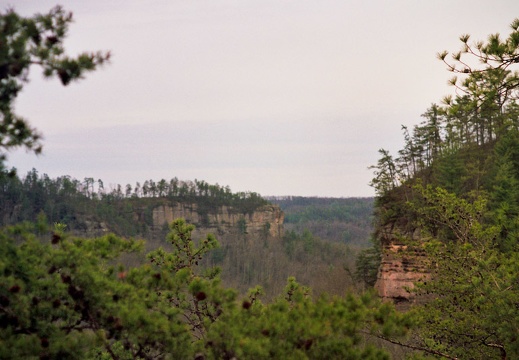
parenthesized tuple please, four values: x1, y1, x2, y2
(374, 226, 430, 309)
(151, 203, 284, 239)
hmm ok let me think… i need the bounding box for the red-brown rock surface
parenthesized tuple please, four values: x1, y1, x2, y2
(375, 228, 430, 309)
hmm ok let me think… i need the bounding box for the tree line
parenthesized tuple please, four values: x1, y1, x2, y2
(0, 167, 268, 236)
(371, 19, 519, 197)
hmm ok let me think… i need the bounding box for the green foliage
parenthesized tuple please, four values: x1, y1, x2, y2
(488, 130, 519, 251)
(408, 183, 490, 245)
(412, 247, 519, 359)
(0, 168, 368, 301)
(0, 222, 193, 359)
(369, 149, 398, 196)
(204, 279, 412, 360)
(0, 218, 413, 359)
(0, 4, 415, 359)
(278, 197, 373, 224)
(405, 185, 519, 359)
(147, 218, 235, 342)
(371, 18, 519, 198)
(369, 18, 519, 359)
(282, 229, 332, 262)
(367, 182, 519, 358)
(236, 216, 247, 235)
(0, 6, 109, 159)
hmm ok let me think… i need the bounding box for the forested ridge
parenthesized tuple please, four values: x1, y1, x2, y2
(0, 167, 269, 237)
(0, 167, 370, 300)
(366, 18, 519, 359)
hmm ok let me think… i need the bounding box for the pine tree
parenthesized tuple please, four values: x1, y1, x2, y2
(0, 6, 110, 160)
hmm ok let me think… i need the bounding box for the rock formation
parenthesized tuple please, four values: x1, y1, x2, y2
(152, 203, 284, 239)
(374, 226, 430, 309)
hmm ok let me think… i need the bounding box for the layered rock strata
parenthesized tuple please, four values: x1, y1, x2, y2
(152, 203, 284, 239)
(375, 227, 430, 309)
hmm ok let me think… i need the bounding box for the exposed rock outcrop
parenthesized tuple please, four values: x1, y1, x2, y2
(152, 203, 284, 239)
(375, 226, 430, 309)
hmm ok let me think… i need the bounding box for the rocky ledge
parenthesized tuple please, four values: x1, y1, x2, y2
(375, 227, 430, 309)
(152, 203, 284, 239)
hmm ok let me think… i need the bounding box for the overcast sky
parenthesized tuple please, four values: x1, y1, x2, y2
(5, 1, 519, 197)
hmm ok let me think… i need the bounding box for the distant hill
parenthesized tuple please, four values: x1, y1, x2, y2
(0, 169, 363, 298)
(267, 196, 374, 247)
(0, 168, 269, 239)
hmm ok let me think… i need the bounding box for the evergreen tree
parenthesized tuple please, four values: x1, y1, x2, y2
(0, 218, 413, 359)
(0, 6, 109, 161)
(407, 184, 519, 359)
(370, 17, 519, 359)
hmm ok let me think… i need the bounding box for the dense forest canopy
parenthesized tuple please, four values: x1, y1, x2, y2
(0, 166, 370, 301)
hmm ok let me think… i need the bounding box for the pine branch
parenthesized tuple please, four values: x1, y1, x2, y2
(362, 331, 459, 360)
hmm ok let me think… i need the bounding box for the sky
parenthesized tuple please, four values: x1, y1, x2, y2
(5, 1, 519, 197)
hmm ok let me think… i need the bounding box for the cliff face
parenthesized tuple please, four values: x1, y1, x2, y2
(151, 203, 284, 239)
(374, 226, 430, 309)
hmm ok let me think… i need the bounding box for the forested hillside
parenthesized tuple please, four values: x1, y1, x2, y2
(367, 18, 519, 359)
(0, 167, 363, 299)
(268, 196, 374, 247)
(0, 167, 268, 238)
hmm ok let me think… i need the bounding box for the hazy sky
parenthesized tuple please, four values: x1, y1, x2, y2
(6, 1, 519, 197)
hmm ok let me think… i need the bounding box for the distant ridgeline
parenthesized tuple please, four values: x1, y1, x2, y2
(0, 168, 283, 240)
(267, 196, 374, 247)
